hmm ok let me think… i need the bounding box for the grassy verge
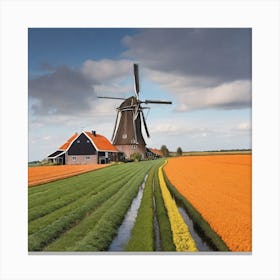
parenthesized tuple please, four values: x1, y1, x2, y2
(163, 170, 230, 251)
(124, 164, 158, 251)
(153, 163, 175, 251)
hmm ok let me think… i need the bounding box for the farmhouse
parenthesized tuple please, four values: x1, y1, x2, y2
(146, 148, 163, 159)
(47, 131, 123, 165)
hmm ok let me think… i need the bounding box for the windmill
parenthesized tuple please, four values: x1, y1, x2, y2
(98, 64, 172, 159)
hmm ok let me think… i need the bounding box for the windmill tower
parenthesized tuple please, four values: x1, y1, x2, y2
(98, 64, 172, 159)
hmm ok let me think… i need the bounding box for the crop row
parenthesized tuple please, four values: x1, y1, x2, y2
(124, 159, 178, 251)
(45, 164, 150, 251)
(28, 165, 135, 222)
(70, 167, 150, 251)
(29, 158, 231, 252)
(153, 164, 175, 251)
(158, 161, 197, 252)
(45, 177, 131, 251)
(28, 161, 156, 251)
(29, 165, 140, 235)
(28, 163, 129, 198)
(125, 163, 158, 251)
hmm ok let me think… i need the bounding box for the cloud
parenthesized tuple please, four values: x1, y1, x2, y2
(122, 28, 251, 82)
(29, 59, 134, 118)
(81, 59, 132, 83)
(122, 28, 252, 111)
(150, 121, 215, 137)
(174, 79, 252, 111)
(147, 69, 251, 111)
(146, 117, 251, 152)
(237, 122, 251, 131)
(94, 83, 132, 97)
(234, 122, 251, 134)
(29, 65, 95, 116)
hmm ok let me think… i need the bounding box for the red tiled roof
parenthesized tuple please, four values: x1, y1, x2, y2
(59, 133, 78, 150)
(85, 132, 119, 152)
(150, 148, 163, 157)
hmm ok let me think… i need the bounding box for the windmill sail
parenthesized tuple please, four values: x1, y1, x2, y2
(133, 64, 140, 98)
(98, 63, 172, 159)
(111, 110, 120, 141)
(143, 100, 172, 104)
(140, 110, 150, 138)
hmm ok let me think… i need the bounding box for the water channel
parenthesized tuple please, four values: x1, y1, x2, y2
(108, 175, 148, 251)
(175, 199, 212, 251)
(108, 172, 213, 252)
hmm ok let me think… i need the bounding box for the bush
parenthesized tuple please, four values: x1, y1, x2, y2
(130, 152, 142, 162)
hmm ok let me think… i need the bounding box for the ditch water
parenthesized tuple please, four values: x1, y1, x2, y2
(108, 173, 212, 252)
(175, 199, 212, 251)
(108, 175, 148, 251)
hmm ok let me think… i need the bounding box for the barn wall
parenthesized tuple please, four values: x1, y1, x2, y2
(115, 144, 146, 159)
(68, 133, 97, 155)
(65, 155, 98, 165)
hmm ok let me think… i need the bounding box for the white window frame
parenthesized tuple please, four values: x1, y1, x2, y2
(85, 156, 90, 160)
(72, 156, 76, 161)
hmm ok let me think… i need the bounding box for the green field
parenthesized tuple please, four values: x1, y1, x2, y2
(28, 159, 172, 251)
(28, 157, 230, 252)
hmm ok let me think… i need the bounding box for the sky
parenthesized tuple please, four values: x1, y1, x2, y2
(28, 28, 252, 161)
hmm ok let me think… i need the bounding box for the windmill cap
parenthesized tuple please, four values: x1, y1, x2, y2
(119, 96, 138, 108)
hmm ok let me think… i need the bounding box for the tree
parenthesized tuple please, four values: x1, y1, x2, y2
(160, 145, 170, 157)
(176, 147, 183, 156)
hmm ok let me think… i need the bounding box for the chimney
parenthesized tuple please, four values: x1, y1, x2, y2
(92, 130, 96, 136)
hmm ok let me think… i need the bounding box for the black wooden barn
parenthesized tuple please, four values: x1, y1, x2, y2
(47, 131, 123, 165)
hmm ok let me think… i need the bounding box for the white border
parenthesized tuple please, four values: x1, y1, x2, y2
(0, 1, 279, 280)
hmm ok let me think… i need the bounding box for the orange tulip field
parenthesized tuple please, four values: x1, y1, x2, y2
(164, 155, 252, 251)
(28, 164, 109, 187)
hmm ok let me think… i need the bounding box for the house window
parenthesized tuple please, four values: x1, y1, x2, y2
(72, 156, 76, 161)
(77, 140, 80, 143)
(122, 134, 127, 139)
(85, 156, 90, 160)
(86, 140, 90, 143)
(132, 145, 136, 150)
